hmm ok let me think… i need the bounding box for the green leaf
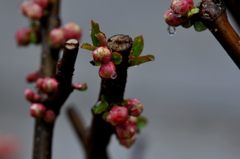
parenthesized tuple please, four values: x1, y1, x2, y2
(30, 32, 37, 44)
(92, 100, 109, 114)
(91, 20, 101, 47)
(112, 52, 122, 65)
(187, 7, 200, 17)
(89, 60, 101, 66)
(129, 54, 155, 66)
(137, 116, 148, 130)
(193, 21, 207, 32)
(130, 35, 144, 57)
(81, 43, 96, 51)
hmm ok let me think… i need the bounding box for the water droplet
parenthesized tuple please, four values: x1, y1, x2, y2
(111, 73, 117, 79)
(167, 26, 176, 36)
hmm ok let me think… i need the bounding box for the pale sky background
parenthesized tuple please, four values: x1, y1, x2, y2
(1, 0, 240, 159)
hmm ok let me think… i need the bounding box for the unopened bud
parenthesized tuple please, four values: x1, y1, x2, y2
(36, 78, 58, 94)
(49, 28, 65, 48)
(33, 0, 49, 9)
(164, 9, 183, 27)
(118, 135, 136, 148)
(20, 1, 43, 20)
(26, 71, 40, 83)
(125, 98, 144, 117)
(170, 0, 194, 16)
(99, 62, 117, 79)
(93, 46, 112, 64)
(15, 27, 32, 46)
(24, 89, 41, 102)
(44, 110, 56, 123)
(63, 22, 82, 40)
(106, 106, 128, 126)
(116, 118, 137, 139)
(30, 103, 46, 118)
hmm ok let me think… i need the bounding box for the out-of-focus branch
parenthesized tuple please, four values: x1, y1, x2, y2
(223, 0, 240, 30)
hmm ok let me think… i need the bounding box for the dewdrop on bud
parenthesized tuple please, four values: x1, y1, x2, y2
(15, 27, 32, 46)
(49, 28, 65, 48)
(164, 9, 183, 27)
(99, 62, 117, 79)
(63, 22, 82, 40)
(170, 0, 194, 16)
(93, 46, 112, 64)
(118, 135, 136, 148)
(24, 89, 41, 102)
(125, 98, 144, 117)
(30, 103, 46, 118)
(106, 106, 128, 126)
(20, 1, 43, 20)
(72, 83, 88, 91)
(44, 110, 56, 123)
(33, 0, 49, 9)
(36, 78, 58, 93)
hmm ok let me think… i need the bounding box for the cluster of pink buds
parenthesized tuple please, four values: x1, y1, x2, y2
(36, 77, 59, 94)
(92, 46, 117, 79)
(49, 22, 82, 48)
(30, 103, 56, 123)
(106, 98, 144, 148)
(164, 0, 194, 27)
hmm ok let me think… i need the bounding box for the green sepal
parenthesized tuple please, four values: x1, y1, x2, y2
(187, 7, 200, 17)
(92, 96, 109, 114)
(112, 52, 123, 65)
(137, 116, 148, 130)
(193, 21, 207, 32)
(81, 43, 96, 51)
(30, 32, 37, 44)
(89, 60, 101, 66)
(130, 35, 144, 57)
(128, 54, 155, 66)
(91, 20, 101, 47)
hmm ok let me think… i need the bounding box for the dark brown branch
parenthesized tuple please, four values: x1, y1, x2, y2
(87, 35, 133, 159)
(66, 107, 88, 156)
(199, 0, 240, 69)
(32, 39, 79, 159)
(223, 0, 240, 29)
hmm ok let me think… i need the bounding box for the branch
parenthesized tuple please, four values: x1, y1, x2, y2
(223, 0, 240, 29)
(199, 0, 240, 69)
(87, 35, 133, 159)
(32, 39, 79, 159)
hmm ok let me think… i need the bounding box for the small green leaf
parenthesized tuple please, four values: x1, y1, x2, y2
(91, 20, 101, 47)
(112, 52, 123, 65)
(194, 21, 207, 32)
(30, 32, 37, 44)
(89, 60, 101, 66)
(137, 116, 148, 130)
(129, 54, 155, 66)
(130, 35, 144, 57)
(81, 43, 96, 51)
(187, 7, 200, 17)
(92, 100, 109, 114)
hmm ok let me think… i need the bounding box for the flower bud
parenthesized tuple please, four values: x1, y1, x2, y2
(20, 1, 43, 20)
(164, 9, 183, 27)
(63, 22, 82, 40)
(30, 103, 46, 118)
(170, 0, 194, 16)
(99, 62, 117, 79)
(33, 0, 49, 9)
(72, 83, 88, 91)
(118, 135, 136, 148)
(106, 106, 128, 126)
(116, 118, 137, 139)
(93, 47, 112, 64)
(36, 78, 58, 94)
(49, 28, 65, 48)
(15, 27, 31, 46)
(44, 110, 56, 123)
(125, 98, 144, 116)
(26, 71, 40, 83)
(24, 89, 41, 102)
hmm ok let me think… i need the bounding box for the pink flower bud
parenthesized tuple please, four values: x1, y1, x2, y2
(99, 62, 117, 79)
(26, 71, 41, 83)
(33, 0, 49, 9)
(24, 89, 41, 102)
(164, 9, 183, 27)
(125, 98, 144, 117)
(36, 78, 58, 94)
(15, 27, 31, 46)
(20, 1, 43, 20)
(118, 135, 136, 148)
(63, 22, 82, 40)
(72, 83, 88, 91)
(106, 106, 128, 126)
(93, 47, 112, 64)
(30, 103, 46, 118)
(116, 118, 137, 139)
(49, 28, 65, 48)
(44, 110, 56, 123)
(170, 0, 194, 16)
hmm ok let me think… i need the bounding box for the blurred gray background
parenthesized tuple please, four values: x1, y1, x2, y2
(1, 0, 240, 159)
